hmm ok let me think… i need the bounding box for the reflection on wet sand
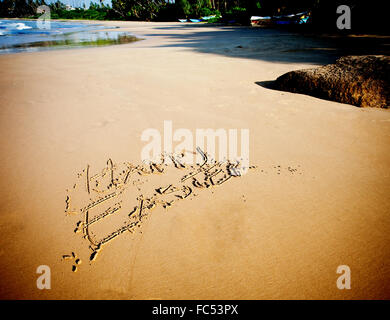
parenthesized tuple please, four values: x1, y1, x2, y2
(0, 31, 141, 54)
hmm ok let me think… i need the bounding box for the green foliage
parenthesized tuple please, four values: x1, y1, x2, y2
(189, 0, 207, 17)
(199, 7, 219, 16)
(176, 0, 191, 17)
(0, 0, 315, 22)
(223, 6, 249, 24)
(111, 0, 165, 21)
(0, 0, 38, 17)
(48, 8, 109, 20)
(1, 0, 384, 33)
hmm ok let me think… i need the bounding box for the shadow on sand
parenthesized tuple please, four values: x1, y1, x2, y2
(255, 80, 279, 90)
(144, 23, 390, 65)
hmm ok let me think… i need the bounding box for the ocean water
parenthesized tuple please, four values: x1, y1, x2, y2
(0, 19, 139, 54)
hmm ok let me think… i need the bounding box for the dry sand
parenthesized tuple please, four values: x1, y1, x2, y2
(0, 21, 389, 299)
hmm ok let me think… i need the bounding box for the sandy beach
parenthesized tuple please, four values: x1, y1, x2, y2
(0, 21, 389, 299)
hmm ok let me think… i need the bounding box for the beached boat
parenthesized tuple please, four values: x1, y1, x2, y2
(251, 12, 310, 27)
(250, 16, 273, 27)
(276, 12, 310, 25)
(180, 16, 217, 23)
(201, 15, 216, 21)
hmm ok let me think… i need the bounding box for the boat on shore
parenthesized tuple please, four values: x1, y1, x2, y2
(178, 15, 218, 23)
(251, 12, 310, 27)
(250, 16, 273, 27)
(201, 15, 216, 21)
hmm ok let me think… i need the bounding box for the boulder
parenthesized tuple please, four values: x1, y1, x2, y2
(273, 55, 389, 108)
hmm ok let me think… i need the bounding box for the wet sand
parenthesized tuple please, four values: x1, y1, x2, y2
(0, 21, 389, 299)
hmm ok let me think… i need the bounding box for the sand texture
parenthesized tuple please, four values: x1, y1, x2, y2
(0, 22, 389, 299)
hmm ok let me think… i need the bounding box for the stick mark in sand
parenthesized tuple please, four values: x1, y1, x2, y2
(63, 149, 302, 272)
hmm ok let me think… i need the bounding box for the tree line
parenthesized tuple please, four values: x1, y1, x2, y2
(0, 0, 386, 32)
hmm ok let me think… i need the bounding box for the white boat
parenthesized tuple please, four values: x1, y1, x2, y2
(250, 16, 272, 27)
(201, 15, 216, 21)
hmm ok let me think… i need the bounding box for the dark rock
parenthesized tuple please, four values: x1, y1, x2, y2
(273, 55, 390, 108)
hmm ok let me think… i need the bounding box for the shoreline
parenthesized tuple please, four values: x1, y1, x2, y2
(2, 18, 389, 58)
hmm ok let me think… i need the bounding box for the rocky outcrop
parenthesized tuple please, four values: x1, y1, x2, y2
(273, 55, 389, 108)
